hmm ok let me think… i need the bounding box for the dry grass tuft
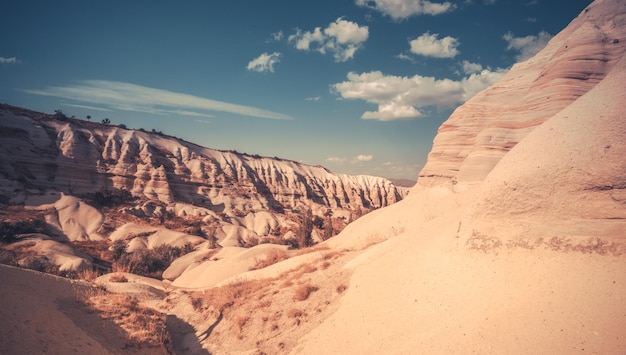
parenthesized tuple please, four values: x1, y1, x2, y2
(293, 284, 318, 301)
(250, 249, 290, 271)
(108, 272, 128, 283)
(336, 284, 348, 294)
(77, 267, 100, 281)
(80, 288, 169, 348)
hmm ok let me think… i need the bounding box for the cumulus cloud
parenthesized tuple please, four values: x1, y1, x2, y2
(288, 18, 368, 62)
(24, 80, 292, 120)
(409, 32, 460, 58)
(355, 154, 374, 162)
(503, 30, 552, 61)
(355, 0, 455, 20)
(0, 56, 19, 64)
(332, 68, 507, 121)
(461, 60, 483, 74)
(247, 52, 281, 73)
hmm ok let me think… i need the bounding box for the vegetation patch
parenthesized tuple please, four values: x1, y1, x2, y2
(80, 288, 170, 349)
(250, 249, 290, 271)
(113, 243, 194, 279)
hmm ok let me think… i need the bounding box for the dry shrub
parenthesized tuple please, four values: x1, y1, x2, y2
(293, 284, 318, 301)
(287, 308, 304, 318)
(191, 297, 204, 311)
(78, 267, 100, 281)
(84, 290, 169, 347)
(336, 284, 347, 294)
(109, 272, 128, 283)
(250, 249, 289, 271)
(113, 243, 194, 279)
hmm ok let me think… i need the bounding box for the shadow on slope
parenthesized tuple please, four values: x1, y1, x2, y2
(0, 264, 167, 354)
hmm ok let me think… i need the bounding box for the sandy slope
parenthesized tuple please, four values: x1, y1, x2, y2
(0, 264, 165, 354)
(291, 190, 626, 354)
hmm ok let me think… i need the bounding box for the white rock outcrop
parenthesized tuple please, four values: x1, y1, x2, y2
(0, 107, 406, 216)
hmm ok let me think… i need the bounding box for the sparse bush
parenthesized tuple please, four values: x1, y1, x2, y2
(113, 243, 194, 279)
(91, 186, 135, 207)
(0, 249, 17, 265)
(250, 249, 289, 271)
(109, 272, 128, 283)
(78, 267, 100, 281)
(82, 291, 170, 348)
(0, 219, 49, 244)
(19, 255, 58, 274)
(53, 109, 67, 121)
(110, 240, 127, 261)
(293, 284, 318, 301)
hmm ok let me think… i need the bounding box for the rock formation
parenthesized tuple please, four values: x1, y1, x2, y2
(0, 105, 406, 216)
(418, 0, 626, 187)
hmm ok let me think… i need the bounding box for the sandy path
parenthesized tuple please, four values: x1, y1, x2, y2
(0, 264, 165, 354)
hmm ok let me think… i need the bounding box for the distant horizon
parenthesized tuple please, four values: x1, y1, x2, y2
(0, 0, 591, 180)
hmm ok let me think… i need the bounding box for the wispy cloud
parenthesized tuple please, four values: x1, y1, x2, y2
(288, 18, 369, 62)
(355, 0, 455, 20)
(306, 96, 321, 101)
(326, 156, 347, 163)
(409, 32, 460, 58)
(503, 31, 552, 61)
(23, 80, 292, 120)
(332, 67, 507, 121)
(0, 56, 19, 64)
(271, 31, 284, 41)
(61, 103, 113, 112)
(247, 52, 281, 73)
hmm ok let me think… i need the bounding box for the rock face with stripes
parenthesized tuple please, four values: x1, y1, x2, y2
(0, 105, 406, 216)
(417, 0, 626, 188)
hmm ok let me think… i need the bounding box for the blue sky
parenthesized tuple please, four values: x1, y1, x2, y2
(1, 0, 591, 180)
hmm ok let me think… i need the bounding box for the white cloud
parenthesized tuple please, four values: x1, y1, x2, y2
(503, 30, 552, 61)
(355, 154, 374, 162)
(288, 18, 368, 62)
(24, 80, 292, 120)
(409, 32, 460, 58)
(483, 0, 497, 4)
(326, 156, 347, 163)
(396, 53, 416, 62)
(247, 52, 281, 73)
(332, 68, 507, 121)
(306, 96, 321, 101)
(461, 60, 483, 74)
(0, 56, 19, 64)
(271, 31, 284, 41)
(355, 0, 455, 20)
